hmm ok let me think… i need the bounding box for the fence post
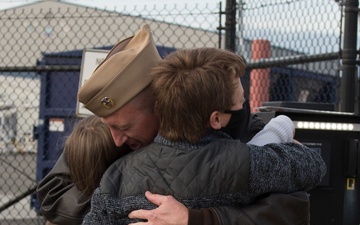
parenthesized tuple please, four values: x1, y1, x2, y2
(225, 0, 236, 52)
(340, 0, 358, 113)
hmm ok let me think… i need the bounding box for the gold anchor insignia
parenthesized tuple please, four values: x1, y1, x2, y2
(101, 97, 114, 109)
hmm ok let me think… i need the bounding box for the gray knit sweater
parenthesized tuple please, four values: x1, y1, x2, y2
(83, 131, 326, 225)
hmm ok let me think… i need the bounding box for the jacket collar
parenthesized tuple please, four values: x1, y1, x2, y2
(153, 130, 232, 151)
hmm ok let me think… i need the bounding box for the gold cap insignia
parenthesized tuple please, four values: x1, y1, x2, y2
(101, 97, 114, 109)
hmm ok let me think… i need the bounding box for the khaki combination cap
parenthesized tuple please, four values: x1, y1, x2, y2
(78, 24, 161, 117)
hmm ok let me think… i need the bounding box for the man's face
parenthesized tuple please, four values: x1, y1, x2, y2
(101, 102, 159, 150)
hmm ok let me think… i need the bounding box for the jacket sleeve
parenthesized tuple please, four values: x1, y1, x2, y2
(238, 113, 265, 143)
(201, 191, 310, 225)
(36, 152, 90, 225)
(249, 143, 326, 194)
(188, 208, 220, 225)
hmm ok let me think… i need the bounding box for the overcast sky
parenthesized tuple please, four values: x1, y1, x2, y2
(0, 0, 217, 10)
(0, 0, 343, 55)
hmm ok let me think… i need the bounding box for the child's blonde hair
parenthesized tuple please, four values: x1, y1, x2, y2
(64, 115, 130, 197)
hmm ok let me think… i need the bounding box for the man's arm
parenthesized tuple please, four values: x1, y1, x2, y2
(37, 152, 90, 225)
(211, 191, 310, 225)
(128, 191, 310, 225)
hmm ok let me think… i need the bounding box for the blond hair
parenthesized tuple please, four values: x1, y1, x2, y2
(64, 115, 129, 197)
(150, 48, 245, 143)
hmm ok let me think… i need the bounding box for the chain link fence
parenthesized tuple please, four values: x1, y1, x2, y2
(0, 0, 352, 224)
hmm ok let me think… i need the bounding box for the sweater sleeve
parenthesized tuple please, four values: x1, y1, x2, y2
(248, 143, 326, 195)
(247, 115, 294, 146)
(82, 188, 110, 225)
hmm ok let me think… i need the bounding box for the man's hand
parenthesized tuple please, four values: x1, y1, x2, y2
(128, 191, 188, 225)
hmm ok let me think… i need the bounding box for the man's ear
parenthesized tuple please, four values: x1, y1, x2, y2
(209, 111, 223, 130)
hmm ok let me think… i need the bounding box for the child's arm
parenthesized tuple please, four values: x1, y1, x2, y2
(248, 142, 326, 195)
(247, 115, 294, 146)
